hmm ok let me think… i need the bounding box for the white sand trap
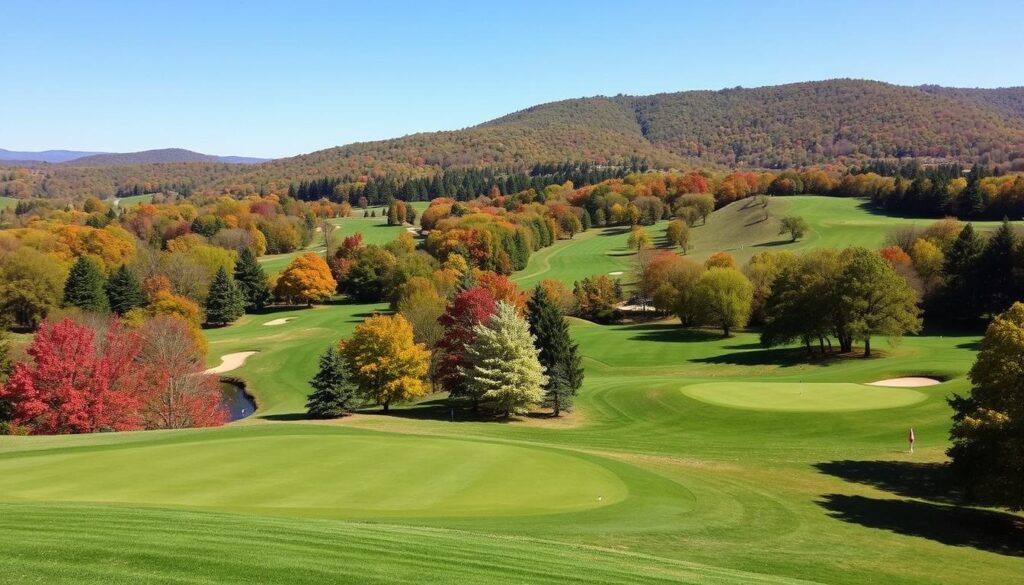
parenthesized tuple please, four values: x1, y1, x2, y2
(865, 377, 942, 388)
(263, 317, 295, 326)
(205, 351, 258, 374)
(608, 271, 623, 276)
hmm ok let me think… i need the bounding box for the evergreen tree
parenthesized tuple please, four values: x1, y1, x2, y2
(527, 286, 584, 416)
(205, 267, 245, 325)
(234, 248, 271, 311)
(62, 256, 109, 313)
(463, 301, 547, 417)
(581, 208, 592, 231)
(306, 345, 358, 417)
(978, 220, 1018, 315)
(943, 223, 986, 320)
(105, 264, 144, 315)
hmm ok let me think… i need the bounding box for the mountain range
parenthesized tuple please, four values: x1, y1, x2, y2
(0, 148, 267, 166)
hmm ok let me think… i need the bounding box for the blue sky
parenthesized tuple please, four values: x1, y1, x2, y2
(4, 0, 1023, 158)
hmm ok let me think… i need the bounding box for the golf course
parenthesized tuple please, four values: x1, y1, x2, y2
(1, 196, 1022, 584)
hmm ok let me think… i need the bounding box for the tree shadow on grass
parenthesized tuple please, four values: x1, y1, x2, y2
(754, 239, 793, 248)
(378, 399, 522, 423)
(260, 412, 310, 422)
(623, 324, 723, 344)
(690, 347, 821, 368)
(814, 460, 960, 504)
(818, 494, 1024, 557)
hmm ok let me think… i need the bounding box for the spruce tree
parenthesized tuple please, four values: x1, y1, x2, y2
(234, 248, 271, 311)
(62, 256, 109, 313)
(205, 267, 245, 325)
(943, 223, 986, 320)
(978, 220, 1018, 315)
(105, 264, 144, 315)
(527, 286, 584, 416)
(463, 301, 547, 417)
(306, 345, 357, 417)
(581, 208, 592, 231)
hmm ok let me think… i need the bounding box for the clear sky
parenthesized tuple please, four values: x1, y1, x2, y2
(4, 0, 1023, 158)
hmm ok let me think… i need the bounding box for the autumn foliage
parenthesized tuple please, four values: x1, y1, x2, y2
(0, 317, 226, 435)
(274, 252, 338, 305)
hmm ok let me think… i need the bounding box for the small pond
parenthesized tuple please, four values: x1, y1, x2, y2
(219, 381, 256, 421)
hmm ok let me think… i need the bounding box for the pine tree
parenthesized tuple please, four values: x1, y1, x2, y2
(306, 345, 357, 417)
(463, 301, 547, 417)
(105, 264, 144, 315)
(943, 223, 986, 320)
(62, 256, 109, 313)
(978, 219, 1018, 315)
(527, 286, 584, 416)
(234, 248, 271, 311)
(581, 208, 592, 231)
(205, 267, 245, 325)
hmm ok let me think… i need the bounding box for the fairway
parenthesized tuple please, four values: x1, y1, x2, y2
(0, 429, 627, 518)
(682, 381, 928, 412)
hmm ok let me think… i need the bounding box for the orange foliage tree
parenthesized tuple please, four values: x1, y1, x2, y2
(274, 252, 337, 305)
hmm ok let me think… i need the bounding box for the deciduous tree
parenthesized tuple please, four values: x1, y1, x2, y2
(274, 252, 337, 305)
(339, 314, 429, 412)
(948, 302, 1024, 510)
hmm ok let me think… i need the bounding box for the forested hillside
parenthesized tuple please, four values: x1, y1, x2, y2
(4, 80, 1024, 200)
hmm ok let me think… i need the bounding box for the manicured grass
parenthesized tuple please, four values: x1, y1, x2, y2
(681, 381, 927, 412)
(2, 197, 1023, 584)
(688, 196, 1013, 265)
(0, 196, 17, 210)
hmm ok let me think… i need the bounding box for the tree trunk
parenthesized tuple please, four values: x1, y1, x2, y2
(382, 400, 390, 413)
(863, 337, 871, 358)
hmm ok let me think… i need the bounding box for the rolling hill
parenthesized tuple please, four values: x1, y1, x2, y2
(5, 80, 1024, 199)
(0, 149, 105, 163)
(59, 148, 267, 166)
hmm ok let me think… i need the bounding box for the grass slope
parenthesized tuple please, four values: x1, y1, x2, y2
(0, 196, 16, 211)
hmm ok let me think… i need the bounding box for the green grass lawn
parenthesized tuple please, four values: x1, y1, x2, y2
(1, 197, 1022, 584)
(0, 196, 17, 211)
(114, 194, 154, 207)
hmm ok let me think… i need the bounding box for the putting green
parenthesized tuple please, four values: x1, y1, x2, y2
(681, 382, 927, 412)
(0, 432, 627, 518)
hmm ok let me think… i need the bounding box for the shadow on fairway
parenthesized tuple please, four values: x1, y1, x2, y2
(815, 460, 959, 504)
(624, 324, 722, 344)
(364, 399, 516, 423)
(691, 347, 817, 367)
(753, 239, 793, 247)
(818, 494, 1024, 557)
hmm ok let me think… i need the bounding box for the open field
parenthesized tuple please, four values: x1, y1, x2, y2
(0, 196, 17, 211)
(1, 196, 1022, 584)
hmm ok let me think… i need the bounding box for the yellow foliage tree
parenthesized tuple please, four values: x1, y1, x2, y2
(339, 313, 430, 412)
(274, 252, 337, 305)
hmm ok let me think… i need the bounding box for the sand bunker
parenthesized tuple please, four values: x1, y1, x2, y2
(608, 271, 623, 276)
(205, 352, 258, 374)
(263, 317, 295, 326)
(865, 377, 942, 388)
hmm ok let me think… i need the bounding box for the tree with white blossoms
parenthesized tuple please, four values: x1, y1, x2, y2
(462, 301, 547, 418)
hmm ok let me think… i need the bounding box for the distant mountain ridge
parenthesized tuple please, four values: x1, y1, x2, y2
(0, 147, 267, 166)
(0, 149, 106, 163)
